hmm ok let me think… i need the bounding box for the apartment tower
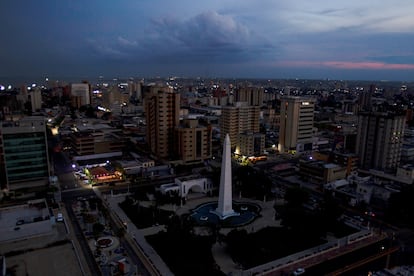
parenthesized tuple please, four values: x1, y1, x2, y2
(175, 118, 212, 164)
(235, 86, 264, 106)
(356, 111, 405, 172)
(145, 86, 180, 160)
(220, 102, 260, 151)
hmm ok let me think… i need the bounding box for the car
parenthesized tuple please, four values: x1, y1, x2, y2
(56, 213, 64, 222)
(293, 268, 305, 275)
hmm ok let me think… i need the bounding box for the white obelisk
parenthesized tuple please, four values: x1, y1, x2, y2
(214, 133, 238, 219)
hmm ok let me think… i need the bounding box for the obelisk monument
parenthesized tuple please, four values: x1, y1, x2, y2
(213, 133, 238, 219)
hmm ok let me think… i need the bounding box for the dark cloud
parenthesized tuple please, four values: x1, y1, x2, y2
(88, 11, 276, 64)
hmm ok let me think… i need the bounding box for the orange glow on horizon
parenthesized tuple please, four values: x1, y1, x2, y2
(277, 60, 414, 70)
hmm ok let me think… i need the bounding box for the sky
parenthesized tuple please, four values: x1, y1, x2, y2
(1, 0, 414, 82)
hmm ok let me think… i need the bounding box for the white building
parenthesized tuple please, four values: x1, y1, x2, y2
(159, 175, 213, 198)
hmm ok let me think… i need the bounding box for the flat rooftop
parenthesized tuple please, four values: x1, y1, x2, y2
(0, 201, 53, 243)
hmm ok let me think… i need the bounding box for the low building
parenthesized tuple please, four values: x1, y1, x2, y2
(396, 165, 414, 184)
(299, 160, 347, 184)
(331, 152, 359, 176)
(158, 175, 213, 198)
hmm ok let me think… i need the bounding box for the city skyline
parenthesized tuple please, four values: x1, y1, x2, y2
(1, 1, 414, 82)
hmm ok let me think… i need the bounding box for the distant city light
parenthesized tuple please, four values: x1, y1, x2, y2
(0, 85, 5, 91)
(7, 85, 12, 90)
(31, 83, 36, 87)
(45, 77, 49, 82)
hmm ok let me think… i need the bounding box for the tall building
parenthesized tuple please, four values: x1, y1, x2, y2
(0, 116, 50, 191)
(145, 86, 180, 160)
(278, 96, 315, 153)
(236, 132, 265, 157)
(220, 102, 260, 152)
(29, 88, 42, 112)
(356, 111, 405, 172)
(71, 83, 91, 107)
(175, 118, 212, 164)
(101, 86, 129, 115)
(358, 84, 375, 112)
(235, 86, 264, 106)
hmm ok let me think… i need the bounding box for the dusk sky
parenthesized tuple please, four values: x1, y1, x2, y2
(2, 0, 414, 82)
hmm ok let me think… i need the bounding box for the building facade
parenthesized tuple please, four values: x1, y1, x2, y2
(235, 86, 264, 106)
(29, 88, 42, 112)
(175, 118, 212, 163)
(220, 102, 260, 148)
(0, 116, 50, 191)
(236, 132, 265, 157)
(278, 96, 315, 153)
(70, 130, 124, 156)
(145, 86, 180, 160)
(356, 111, 405, 172)
(71, 83, 91, 107)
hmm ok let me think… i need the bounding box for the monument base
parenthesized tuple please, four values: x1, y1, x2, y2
(210, 209, 240, 220)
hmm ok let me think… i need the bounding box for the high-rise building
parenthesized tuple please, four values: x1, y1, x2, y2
(220, 102, 260, 151)
(29, 88, 42, 112)
(145, 86, 180, 160)
(356, 111, 405, 172)
(0, 116, 50, 191)
(71, 83, 90, 108)
(175, 118, 212, 164)
(235, 86, 264, 106)
(278, 96, 315, 153)
(358, 84, 375, 112)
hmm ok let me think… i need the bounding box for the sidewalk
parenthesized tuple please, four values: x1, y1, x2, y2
(60, 204, 93, 276)
(96, 190, 173, 276)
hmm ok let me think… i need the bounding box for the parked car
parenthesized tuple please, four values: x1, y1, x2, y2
(56, 213, 64, 222)
(293, 268, 305, 275)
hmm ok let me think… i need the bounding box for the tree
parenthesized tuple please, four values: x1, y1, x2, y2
(284, 187, 309, 208)
(93, 222, 105, 237)
(386, 186, 414, 228)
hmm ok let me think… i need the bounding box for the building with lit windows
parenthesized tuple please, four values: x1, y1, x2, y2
(278, 96, 315, 154)
(356, 111, 405, 172)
